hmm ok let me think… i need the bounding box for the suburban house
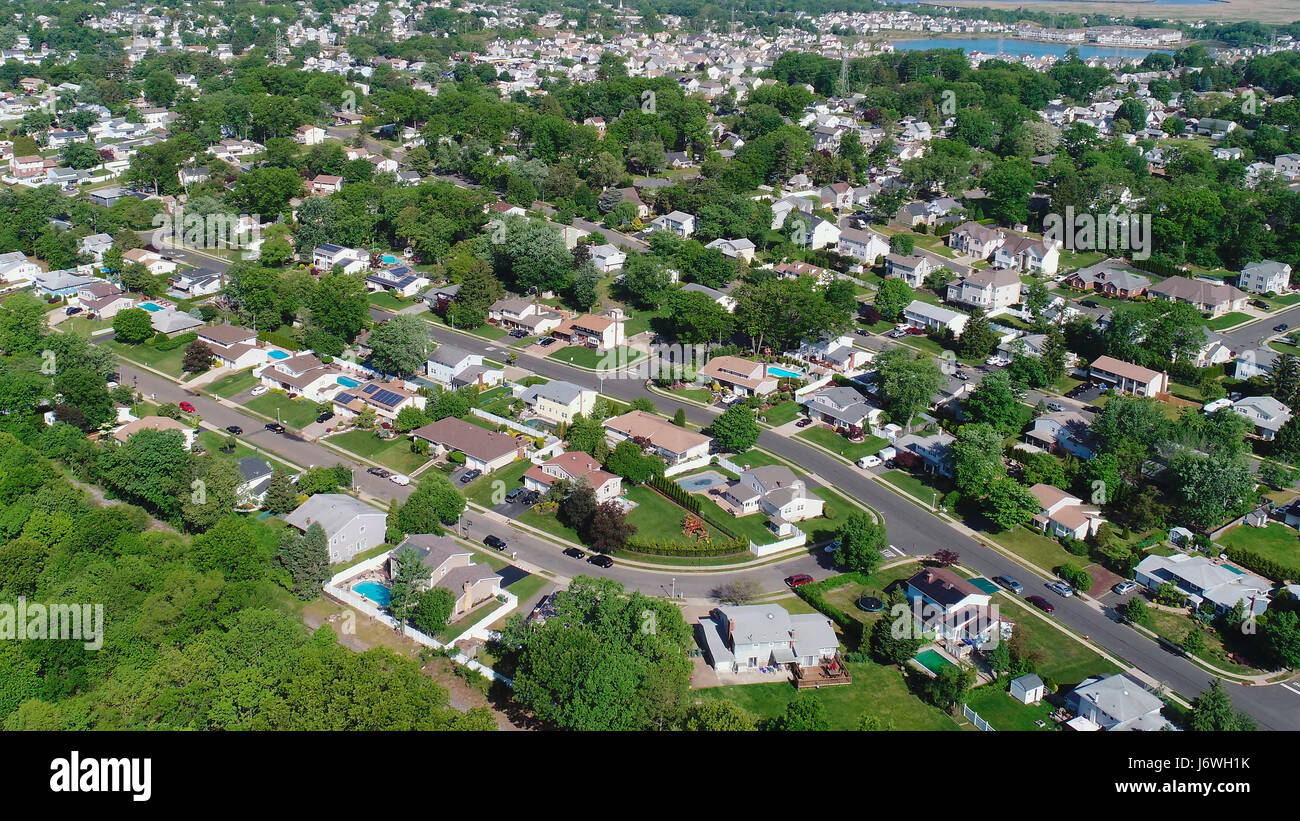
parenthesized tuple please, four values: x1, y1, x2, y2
(698, 355, 779, 397)
(0, 250, 39, 282)
(993, 235, 1060, 275)
(1028, 483, 1106, 540)
(650, 210, 696, 237)
(553, 312, 626, 351)
(1239, 260, 1291, 295)
(904, 567, 1010, 654)
(1023, 410, 1096, 459)
(589, 243, 627, 274)
(235, 457, 275, 508)
(903, 300, 970, 337)
(801, 386, 882, 434)
(1146, 276, 1248, 318)
(774, 261, 834, 286)
(1133, 554, 1271, 617)
(837, 226, 889, 264)
(884, 253, 937, 288)
(947, 221, 1005, 259)
(309, 174, 344, 196)
(80, 233, 114, 263)
(366, 266, 429, 298)
(294, 124, 326, 145)
(793, 334, 871, 373)
(1231, 396, 1293, 441)
(890, 430, 956, 477)
(603, 410, 711, 468)
(946, 267, 1021, 313)
(411, 417, 526, 473)
(74, 281, 136, 319)
(523, 451, 622, 502)
(518, 380, 597, 425)
(123, 248, 177, 276)
(426, 345, 486, 386)
(149, 307, 204, 337)
(1088, 355, 1169, 396)
(168, 267, 224, 297)
(332, 381, 426, 423)
(195, 324, 265, 370)
(681, 283, 737, 312)
(1063, 259, 1151, 298)
(111, 415, 197, 451)
(256, 353, 347, 402)
(390, 533, 502, 617)
(284, 493, 387, 564)
(33, 269, 97, 298)
(718, 465, 824, 523)
(1235, 347, 1279, 380)
(697, 603, 839, 674)
(488, 296, 563, 335)
(312, 243, 366, 274)
(819, 181, 854, 210)
(705, 237, 757, 262)
(1064, 674, 1172, 732)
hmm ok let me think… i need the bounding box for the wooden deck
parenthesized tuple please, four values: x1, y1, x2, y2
(791, 653, 853, 689)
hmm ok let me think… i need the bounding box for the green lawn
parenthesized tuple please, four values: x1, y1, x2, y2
(880, 469, 949, 507)
(663, 386, 714, 404)
(819, 562, 924, 629)
(695, 662, 961, 730)
(985, 525, 1079, 576)
(436, 598, 501, 642)
(625, 485, 720, 543)
(762, 401, 802, 426)
(195, 430, 297, 474)
(503, 572, 547, 607)
(796, 427, 887, 462)
(547, 344, 644, 370)
(993, 597, 1120, 688)
(61, 316, 111, 335)
(425, 314, 509, 340)
(368, 291, 414, 312)
(465, 459, 531, 507)
(105, 339, 189, 377)
(206, 368, 259, 399)
(731, 449, 787, 469)
(327, 430, 430, 474)
(1142, 607, 1263, 676)
(1206, 312, 1252, 331)
(1218, 522, 1300, 578)
(242, 392, 325, 430)
(623, 307, 667, 337)
(964, 684, 1056, 731)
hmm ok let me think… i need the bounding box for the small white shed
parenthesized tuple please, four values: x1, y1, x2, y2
(1009, 673, 1046, 705)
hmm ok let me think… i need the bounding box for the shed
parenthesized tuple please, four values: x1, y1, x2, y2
(1010, 673, 1046, 705)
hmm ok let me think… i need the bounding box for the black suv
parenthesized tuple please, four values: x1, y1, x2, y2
(484, 535, 508, 551)
(264, 422, 285, 434)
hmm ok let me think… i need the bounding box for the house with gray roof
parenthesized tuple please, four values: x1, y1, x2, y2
(801, 385, 882, 433)
(1239, 259, 1291, 295)
(1232, 395, 1292, 440)
(1133, 553, 1272, 617)
(1064, 673, 1172, 731)
(697, 603, 839, 673)
(284, 493, 387, 564)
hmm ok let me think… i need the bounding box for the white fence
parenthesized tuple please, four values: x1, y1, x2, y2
(962, 704, 996, 731)
(664, 454, 713, 477)
(714, 455, 747, 475)
(750, 526, 806, 557)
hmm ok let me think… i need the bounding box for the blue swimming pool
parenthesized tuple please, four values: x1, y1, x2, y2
(353, 581, 391, 606)
(382, 254, 398, 264)
(676, 471, 727, 493)
(267, 349, 290, 360)
(767, 365, 804, 379)
(140, 302, 164, 312)
(337, 376, 361, 388)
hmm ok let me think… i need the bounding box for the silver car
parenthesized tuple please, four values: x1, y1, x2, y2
(1047, 581, 1074, 598)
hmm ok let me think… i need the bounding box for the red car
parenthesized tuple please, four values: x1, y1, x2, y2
(1026, 595, 1055, 614)
(785, 574, 814, 588)
(179, 401, 196, 413)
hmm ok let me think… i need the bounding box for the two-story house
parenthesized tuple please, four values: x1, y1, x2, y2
(698, 355, 779, 397)
(523, 451, 622, 502)
(284, 493, 387, 564)
(946, 268, 1022, 313)
(650, 210, 696, 237)
(801, 386, 882, 434)
(519, 380, 596, 425)
(1028, 483, 1106, 540)
(1239, 260, 1291, 295)
(196, 324, 266, 370)
(904, 567, 1010, 654)
(389, 533, 503, 617)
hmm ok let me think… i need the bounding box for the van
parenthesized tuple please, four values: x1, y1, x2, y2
(992, 575, 1023, 594)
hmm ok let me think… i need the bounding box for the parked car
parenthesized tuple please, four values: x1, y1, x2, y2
(1080, 300, 1100, 309)
(1275, 323, 1290, 333)
(250, 385, 269, 396)
(823, 539, 840, 554)
(562, 547, 586, 559)
(856, 329, 873, 337)
(587, 554, 614, 568)
(1047, 581, 1075, 598)
(1046, 401, 1066, 413)
(538, 338, 557, 347)
(460, 468, 482, 484)
(954, 370, 969, 380)
(1026, 595, 1055, 614)
(225, 425, 243, 435)
(993, 575, 1023, 595)
(795, 417, 814, 428)
(1112, 581, 1138, 596)
(316, 411, 334, 424)
(505, 487, 529, 503)
(264, 422, 285, 434)
(389, 474, 410, 486)
(484, 535, 507, 551)
(1251, 299, 1271, 310)
(366, 467, 391, 478)
(179, 401, 196, 413)
(785, 574, 814, 588)
(857, 455, 882, 469)
(509, 329, 529, 338)
(64, 306, 82, 316)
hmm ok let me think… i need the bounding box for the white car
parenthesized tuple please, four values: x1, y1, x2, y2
(250, 385, 269, 396)
(858, 455, 882, 469)
(389, 474, 410, 486)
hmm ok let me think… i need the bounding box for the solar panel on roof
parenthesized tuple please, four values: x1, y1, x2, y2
(362, 384, 378, 394)
(371, 389, 404, 407)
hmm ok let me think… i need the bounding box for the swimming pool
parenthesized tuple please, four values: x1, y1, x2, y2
(915, 649, 954, 675)
(140, 302, 164, 312)
(336, 376, 361, 388)
(767, 365, 804, 379)
(353, 581, 391, 607)
(676, 471, 727, 493)
(267, 350, 290, 360)
(381, 254, 398, 264)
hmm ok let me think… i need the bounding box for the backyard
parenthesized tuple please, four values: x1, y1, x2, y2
(328, 429, 431, 474)
(1218, 522, 1300, 577)
(963, 683, 1056, 731)
(993, 597, 1120, 688)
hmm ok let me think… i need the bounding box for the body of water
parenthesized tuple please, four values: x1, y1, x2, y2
(891, 37, 1174, 60)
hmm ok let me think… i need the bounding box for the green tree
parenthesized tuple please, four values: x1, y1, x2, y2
(874, 347, 943, 426)
(263, 467, 299, 514)
(874, 277, 913, 322)
(684, 700, 756, 731)
(411, 587, 457, 635)
(388, 545, 432, 626)
(367, 314, 430, 376)
(835, 512, 887, 575)
(1189, 679, 1257, 731)
(964, 371, 1024, 435)
(769, 692, 829, 731)
(113, 307, 154, 343)
(710, 403, 760, 453)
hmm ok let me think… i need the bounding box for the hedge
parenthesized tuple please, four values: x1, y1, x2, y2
(257, 329, 303, 351)
(621, 536, 748, 557)
(648, 474, 701, 513)
(1222, 544, 1300, 584)
(152, 331, 198, 352)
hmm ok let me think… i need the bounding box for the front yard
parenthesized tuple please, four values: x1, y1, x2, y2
(547, 344, 644, 370)
(242, 392, 326, 429)
(105, 339, 189, 378)
(1206, 312, 1253, 331)
(206, 368, 259, 399)
(328, 429, 430, 474)
(992, 597, 1120, 688)
(796, 426, 887, 462)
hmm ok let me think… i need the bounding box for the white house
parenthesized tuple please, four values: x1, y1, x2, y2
(283, 494, 387, 564)
(946, 268, 1021, 313)
(295, 124, 326, 145)
(1239, 260, 1291, 295)
(903, 300, 969, 337)
(1064, 674, 1171, 732)
(312, 244, 366, 274)
(1027, 483, 1105, 540)
(697, 604, 839, 674)
(589, 243, 627, 274)
(650, 210, 696, 237)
